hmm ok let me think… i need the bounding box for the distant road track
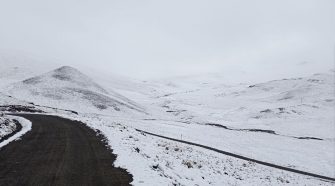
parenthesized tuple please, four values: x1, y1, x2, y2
(135, 129, 335, 182)
(0, 114, 132, 186)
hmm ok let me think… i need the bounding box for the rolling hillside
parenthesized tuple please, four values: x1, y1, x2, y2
(3, 66, 145, 114)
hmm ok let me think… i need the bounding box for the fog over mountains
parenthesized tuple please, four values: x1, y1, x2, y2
(1, 0, 334, 79)
(0, 1, 334, 185)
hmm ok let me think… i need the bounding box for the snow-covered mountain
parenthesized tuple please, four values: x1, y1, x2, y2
(0, 59, 334, 184)
(3, 66, 145, 114)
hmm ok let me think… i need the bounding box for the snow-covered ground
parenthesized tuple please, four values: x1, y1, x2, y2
(0, 115, 16, 140)
(119, 71, 335, 177)
(0, 62, 334, 185)
(57, 113, 335, 186)
(0, 115, 32, 148)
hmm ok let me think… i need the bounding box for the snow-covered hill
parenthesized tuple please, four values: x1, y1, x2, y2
(3, 66, 145, 114)
(145, 71, 335, 138)
(121, 71, 335, 178)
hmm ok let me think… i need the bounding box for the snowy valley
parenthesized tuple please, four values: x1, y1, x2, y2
(0, 59, 334, 186)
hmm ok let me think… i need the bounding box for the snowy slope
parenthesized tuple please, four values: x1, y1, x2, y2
(121, 71, 335, 178)
(146, 71, 335, 138)
(65, 113, 334, 186)
(3, 66, 145, 114)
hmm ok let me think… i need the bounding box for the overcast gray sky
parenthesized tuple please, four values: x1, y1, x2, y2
(0, 0, 334, 80)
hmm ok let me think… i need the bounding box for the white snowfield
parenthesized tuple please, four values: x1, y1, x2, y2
(61, 113, 334, 186)
(123, 71, 335, 178)
(0, 61, 334, 185)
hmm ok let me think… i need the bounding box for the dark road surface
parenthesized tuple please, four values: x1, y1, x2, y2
(0, 114, 133, 186)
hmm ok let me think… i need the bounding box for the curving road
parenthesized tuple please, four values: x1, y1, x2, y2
(0, 114, 133, 186)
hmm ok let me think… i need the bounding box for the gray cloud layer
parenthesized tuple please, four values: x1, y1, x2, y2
(0, 0, 334, 80)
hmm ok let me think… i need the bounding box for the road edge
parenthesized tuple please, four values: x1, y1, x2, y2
(0, 115, 32, 149)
